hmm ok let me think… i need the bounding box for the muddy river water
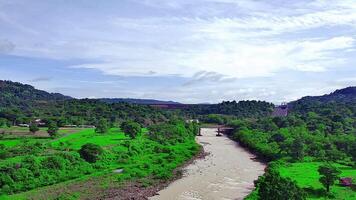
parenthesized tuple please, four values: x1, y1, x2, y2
(150, 128, 266, 200)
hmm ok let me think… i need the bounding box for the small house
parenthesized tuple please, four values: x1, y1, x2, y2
(272, 104, 288, 117)
(34, 119, 46, 126)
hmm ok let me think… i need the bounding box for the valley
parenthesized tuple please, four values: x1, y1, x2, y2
(0, 81, 355, 200)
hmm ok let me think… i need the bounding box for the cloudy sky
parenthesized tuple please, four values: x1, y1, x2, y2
(0, 0, 356, 103)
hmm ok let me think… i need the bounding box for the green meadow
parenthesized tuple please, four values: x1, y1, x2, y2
(50, 128, 127, 150)
(279, 162, 356, 200)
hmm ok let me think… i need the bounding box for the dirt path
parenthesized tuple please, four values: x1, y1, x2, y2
(149, 128, 266, 200)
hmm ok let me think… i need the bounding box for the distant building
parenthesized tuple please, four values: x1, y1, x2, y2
(186, 119, 200, 123)
(34, 119, 46, 126)
(18, 124, 29, 127)
(340, 177, 353, 187)
(63, 125, 78, 128)
(78, 125, 96, 128)
(272, 103, 288, 117)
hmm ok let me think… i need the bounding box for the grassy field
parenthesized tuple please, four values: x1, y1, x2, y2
(0, 124, 200, 200)
(279, 162, 356, 200)
(50, 128, 127, 150)
(0, 126, 89, 148)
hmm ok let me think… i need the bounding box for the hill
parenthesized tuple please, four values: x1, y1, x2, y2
(289, 86, 356, 116)
(0, 80, 173, 126)
(0, 80, 72, 109)
(294, 86, 356, 104)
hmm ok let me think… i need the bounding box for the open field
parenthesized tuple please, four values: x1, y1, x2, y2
(0, 127, 89, 148)
(279, 162, 356, 200)
(0, 126, 88, 137)
(50, 128, 127, 150)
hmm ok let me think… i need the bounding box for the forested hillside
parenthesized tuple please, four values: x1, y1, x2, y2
(0, 80, 71, 109)
(0, 81, 177, 127)
(289, 87, 356, 117)
(0, 81, 274, 127)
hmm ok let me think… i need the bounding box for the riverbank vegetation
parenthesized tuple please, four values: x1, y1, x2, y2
(229, 99, 356, 199)
(0, 121, 200, 199)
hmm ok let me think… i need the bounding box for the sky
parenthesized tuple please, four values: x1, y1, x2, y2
(0, 0, 356, 103)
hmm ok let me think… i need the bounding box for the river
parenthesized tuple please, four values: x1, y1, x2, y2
(149, 128, 266, 200)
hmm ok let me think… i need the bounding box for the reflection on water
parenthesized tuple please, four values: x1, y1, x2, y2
(149, 128, 266, 200)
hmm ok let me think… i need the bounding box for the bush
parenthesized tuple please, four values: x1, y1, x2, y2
(79, 143, 103, 163)
(256, 168, 306, 200)
(120, 121, 141, 139)
(41, 156, 66, 170)
(29, 123, 39, 134)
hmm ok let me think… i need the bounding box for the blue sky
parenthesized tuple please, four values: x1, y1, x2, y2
(0, 0, 356, 103)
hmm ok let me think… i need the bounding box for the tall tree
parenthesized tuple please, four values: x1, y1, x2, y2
(318, 163, 341, 193)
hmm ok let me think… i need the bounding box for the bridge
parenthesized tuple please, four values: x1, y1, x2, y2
(198, 125, 234, 137)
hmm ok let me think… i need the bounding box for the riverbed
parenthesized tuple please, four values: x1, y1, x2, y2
(149, 128, 266, 200)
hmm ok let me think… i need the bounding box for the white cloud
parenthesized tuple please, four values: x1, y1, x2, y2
(1, 0, 356, 102)
(6, 0, 354, 79)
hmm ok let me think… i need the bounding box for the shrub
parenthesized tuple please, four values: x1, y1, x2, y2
(41, 156, 66, 170)
(256, 168, 306, 200)
(29, 123, 39, 134)
(47, 121, 59, 138)
(79, 143, 103, 163)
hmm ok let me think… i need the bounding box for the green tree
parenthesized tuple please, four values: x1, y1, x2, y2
(29, 123, 39, 134)
(318, 163, 341, 193)
(121, 121, 141, 139)
(290, 137, 305, 161)
(79, 143, 103, 163)
(95, 118, 108, 134)
(47, 121, 59, 138)
(257, 168, 306, 200)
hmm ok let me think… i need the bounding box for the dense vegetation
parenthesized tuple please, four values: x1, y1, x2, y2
(233, 88, 356, 200)
(185, 100, 274, 119)
(0, 80, 70, 109)
(0, 121, 200, 199)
